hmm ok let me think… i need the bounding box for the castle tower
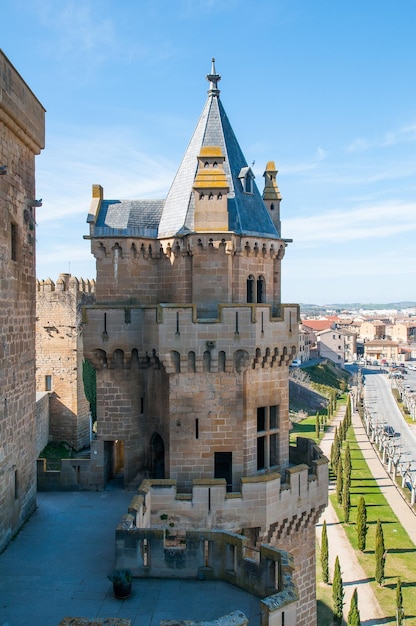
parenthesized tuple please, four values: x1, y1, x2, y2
(0, 50, 45, 552)
(36, 274, 96, 451)
(83, 60, 327, 626)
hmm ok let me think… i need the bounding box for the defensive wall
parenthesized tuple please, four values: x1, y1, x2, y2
(36, 274, 95, 451)
(114, 521, 297, 626)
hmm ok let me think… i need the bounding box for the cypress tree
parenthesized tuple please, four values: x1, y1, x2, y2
(343, 415, 349, 438)
(344, 442, 352, 482)
(315, 412, 320, 438)
(82, 358, 97, 422)
(343, 463, 351, 523)
(332, 555, 344, 625)
(332, 427, 340, 474)
(356, 496, 368, 551)
(338, 419, 344, 443)
(336, 458, 343, 505)
(396, 577, 404, 625)
(321, 520, 329, 584)
(375, 519, 386, 585)
(347, 587, 361, 626)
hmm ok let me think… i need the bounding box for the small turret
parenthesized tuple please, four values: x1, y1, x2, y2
(193, 146, 229, 232)
(263, 161, 282, 236)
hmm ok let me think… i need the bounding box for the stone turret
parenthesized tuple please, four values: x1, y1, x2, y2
(263, 161, 282, 235)
(36, 274, 96, 450)
(193, 146, 229, 231)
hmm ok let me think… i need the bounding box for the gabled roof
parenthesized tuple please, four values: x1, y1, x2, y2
(89, 60, 280, 241)
(302, 320, 333, 332)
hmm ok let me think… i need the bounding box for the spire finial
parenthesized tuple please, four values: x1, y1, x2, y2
(206, 57, 221, 97)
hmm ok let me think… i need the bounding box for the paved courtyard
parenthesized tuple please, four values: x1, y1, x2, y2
(0, 488, 261, 626)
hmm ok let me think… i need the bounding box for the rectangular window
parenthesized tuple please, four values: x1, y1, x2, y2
(257, 436, 265, 470)
(11, 223, 17, 261)
(140, 397, 144, 414)
(214, 451, 232, 492)
(270, 405, 279, 430)
(195, 418, 199, 439)
(45, 375, 52, 391)
(269, 433, 278, 467)
(14, 470, 18, 500)
(257, 407, 265, 432)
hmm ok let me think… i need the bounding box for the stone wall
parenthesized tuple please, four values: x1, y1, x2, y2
(36, 274, 95, 450)
(0, 50, 45, 553)
(114, 521, 298, 626)
(35, 392, 50, 456)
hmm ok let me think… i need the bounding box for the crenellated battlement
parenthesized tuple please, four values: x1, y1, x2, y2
(37, 273, 95, 294)
(92, 234, 286, 261)
(83, 302, 299, 371)
(126, 441, 327, 537)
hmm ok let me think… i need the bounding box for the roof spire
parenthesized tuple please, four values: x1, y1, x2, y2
(206, 57, 221, 97)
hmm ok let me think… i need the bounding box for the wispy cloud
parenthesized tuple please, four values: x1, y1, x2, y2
(280, 147, 328, 174)
(286, 200, 416, 246)
(347, 123, 416, 153)
(36, 128, 176, 223)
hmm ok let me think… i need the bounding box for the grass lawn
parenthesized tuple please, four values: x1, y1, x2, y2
(329, 428, 416, 624)
(290, 396, 347, 446)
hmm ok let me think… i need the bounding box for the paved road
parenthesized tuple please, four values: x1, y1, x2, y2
(364, 368, 416, 461)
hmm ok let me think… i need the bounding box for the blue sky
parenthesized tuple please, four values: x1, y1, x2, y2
(3, 0, 416, 305)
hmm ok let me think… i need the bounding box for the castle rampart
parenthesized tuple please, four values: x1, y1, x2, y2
(36, 274, 95, 451)
(0, 50, 45, 552)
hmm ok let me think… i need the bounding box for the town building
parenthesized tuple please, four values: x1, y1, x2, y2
(0, 50, 45, 552)
(83, 60, 328, 625)
(364, 339, 400, 365)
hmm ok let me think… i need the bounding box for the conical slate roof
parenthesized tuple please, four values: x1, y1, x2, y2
(158, 60, 279, 238)
(90, 60, 280, 240)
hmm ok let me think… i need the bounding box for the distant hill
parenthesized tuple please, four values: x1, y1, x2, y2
(300, 302, 416, 314)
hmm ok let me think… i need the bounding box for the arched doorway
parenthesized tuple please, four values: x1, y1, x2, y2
(150, 433, 165, 479)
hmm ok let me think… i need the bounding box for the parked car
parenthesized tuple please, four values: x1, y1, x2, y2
(290, 359, 302, 368)
(384, 425, 395, 437)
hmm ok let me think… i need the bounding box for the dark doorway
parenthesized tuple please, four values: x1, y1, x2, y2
(150, 433, 165, 479)
(104, 439, 124, 488)
(214, 451, 232, 492)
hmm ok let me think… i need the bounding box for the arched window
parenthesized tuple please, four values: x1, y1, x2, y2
(270, 203, 275, 211)
(170, 350, 181, 373)
(233, 349, 250, 374)
(113, 349, 124, 369)
(208, 193, 214, 200)
(245, 174, 253, 194)
(188, 351, 196, 373)
(203, 351, 211, 372)
(257, 276, 266, 303)
(218, 351, 226, 372)
(247, 275, 255, 303)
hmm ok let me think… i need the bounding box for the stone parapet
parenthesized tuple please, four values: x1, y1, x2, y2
(83, 302, 299, 371)
(128, 447, 327, 536)
(0, 50, 45, 153)
(114, 526, 298, 626)
(37, 276, 96, 293)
